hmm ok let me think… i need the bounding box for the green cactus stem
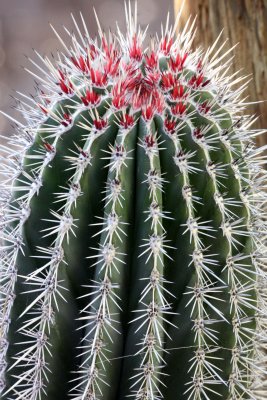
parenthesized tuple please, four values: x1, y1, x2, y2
(0, 3, 266, 400)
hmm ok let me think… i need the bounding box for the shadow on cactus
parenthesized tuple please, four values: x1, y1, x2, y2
(0, 2, 266, 400)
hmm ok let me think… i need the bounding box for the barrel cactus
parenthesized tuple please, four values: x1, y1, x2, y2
(0, 3, 266, 400)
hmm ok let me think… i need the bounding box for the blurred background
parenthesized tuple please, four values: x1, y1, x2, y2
(0, 0, 266, 145)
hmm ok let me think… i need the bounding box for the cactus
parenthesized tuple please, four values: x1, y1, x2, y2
(0, 3, 266, 400)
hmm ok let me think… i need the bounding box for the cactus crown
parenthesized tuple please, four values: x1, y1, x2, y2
(0, 2, 266, 400)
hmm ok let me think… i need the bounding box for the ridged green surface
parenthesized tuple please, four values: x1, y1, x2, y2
(0, 4, 266, 400)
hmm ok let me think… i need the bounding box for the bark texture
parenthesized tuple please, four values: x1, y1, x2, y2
(174, 0, 267, 146)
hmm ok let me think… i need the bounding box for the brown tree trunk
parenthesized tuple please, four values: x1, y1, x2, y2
(174, 0, 267, 146)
